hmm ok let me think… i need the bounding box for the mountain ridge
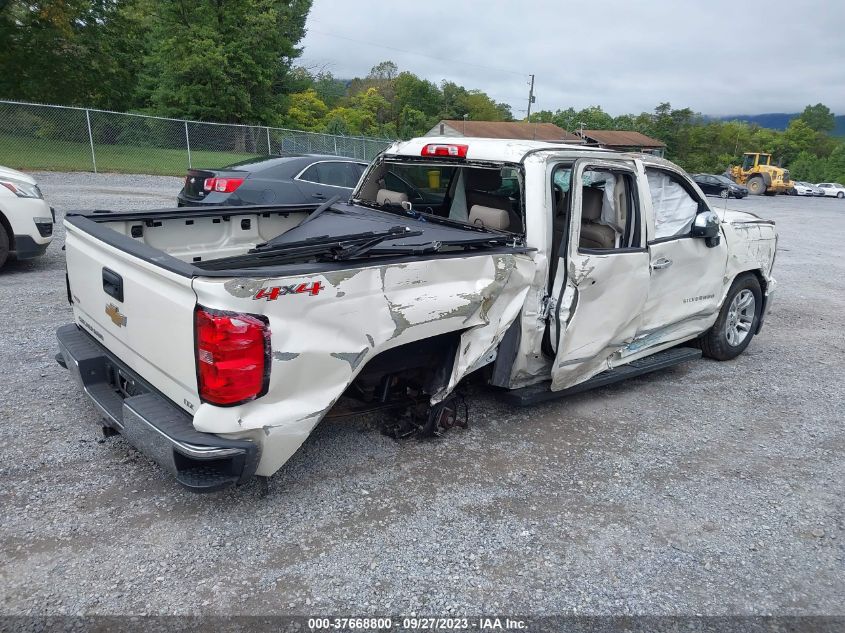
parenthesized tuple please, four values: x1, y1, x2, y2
(713, 113, 845, 136)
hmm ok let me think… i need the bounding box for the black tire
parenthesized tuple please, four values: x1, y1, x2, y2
(719, 189, 729, 199)
(746, 176, 766, 195)
(838, 192, 844, 199)
(0, 223, 9, 270)
(700, 274, 762, 361)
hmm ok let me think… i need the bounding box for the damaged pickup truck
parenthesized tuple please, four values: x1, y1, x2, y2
(56, 138, 777, 492)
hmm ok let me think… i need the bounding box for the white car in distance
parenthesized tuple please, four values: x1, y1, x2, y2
(816, 182, 845, 198)
(792, 181, 823, 196)
(0, 166, 54, 269)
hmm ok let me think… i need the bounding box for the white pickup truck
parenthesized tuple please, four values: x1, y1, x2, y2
(56, 138, 777, 492)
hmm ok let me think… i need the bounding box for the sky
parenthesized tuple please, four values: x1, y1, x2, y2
(298, 0, 845, 117)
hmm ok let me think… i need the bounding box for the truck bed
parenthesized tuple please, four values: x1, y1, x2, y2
(62, 202, 535, 480)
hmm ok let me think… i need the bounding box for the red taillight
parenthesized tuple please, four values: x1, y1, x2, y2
(203, 177, 244, 193)
(421, 143, 468, 158)
(195, 306, 270, 406)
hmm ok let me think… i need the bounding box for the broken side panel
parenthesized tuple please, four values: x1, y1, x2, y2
(436, 254, 535, 401)
(189, 252, 534, 476)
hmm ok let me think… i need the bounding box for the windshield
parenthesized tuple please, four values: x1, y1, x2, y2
(354, 159, 524, 234)
(714, 175, 734, 185)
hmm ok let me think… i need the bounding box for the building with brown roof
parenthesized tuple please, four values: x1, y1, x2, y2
(425, 120, 583, 143)
(577, 130, 666, 155)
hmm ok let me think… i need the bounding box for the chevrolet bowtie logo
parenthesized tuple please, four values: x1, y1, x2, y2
(105, 303, 127, 327)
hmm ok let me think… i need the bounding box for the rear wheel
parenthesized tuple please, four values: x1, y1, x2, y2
(746, 176, 766, 195)
(838, 192, 844, 199)
(720, 189, 729, 199)
(700, 274, 762, 361)
(0, 223, 9, 269)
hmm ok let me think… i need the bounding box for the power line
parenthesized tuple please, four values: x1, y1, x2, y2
(306, 28, 528, 78)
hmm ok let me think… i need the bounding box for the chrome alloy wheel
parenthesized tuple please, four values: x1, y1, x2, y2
(725, 289, 755, 346)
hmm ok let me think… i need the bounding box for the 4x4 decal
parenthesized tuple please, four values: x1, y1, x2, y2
(253, 282, 324, 300)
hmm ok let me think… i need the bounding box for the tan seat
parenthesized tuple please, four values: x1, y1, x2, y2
(465, 169, 522, 232)
(376, 189, 409, 206)
(468, 205, 510, 231)
(579, 187, 616, 249)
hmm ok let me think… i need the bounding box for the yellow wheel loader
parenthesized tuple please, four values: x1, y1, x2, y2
(729, 152, 793, 195)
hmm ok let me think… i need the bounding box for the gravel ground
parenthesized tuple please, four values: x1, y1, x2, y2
(0, 172, 843, 617)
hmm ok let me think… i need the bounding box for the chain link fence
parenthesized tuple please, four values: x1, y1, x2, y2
(0, 100, 394, 176)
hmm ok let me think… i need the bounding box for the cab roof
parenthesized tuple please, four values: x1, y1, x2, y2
(383, 136, 604, 164)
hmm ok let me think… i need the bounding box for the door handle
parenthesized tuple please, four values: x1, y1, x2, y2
(652, 257, 673, 270)
(313, 192, 326, 199)
(102, 267, 124, 302)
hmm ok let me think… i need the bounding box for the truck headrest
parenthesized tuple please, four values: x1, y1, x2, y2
(468, 205, 510, 231)
(376, 189, 409, 206)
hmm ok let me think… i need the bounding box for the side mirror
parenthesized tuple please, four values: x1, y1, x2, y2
(691, 210, 721, 248)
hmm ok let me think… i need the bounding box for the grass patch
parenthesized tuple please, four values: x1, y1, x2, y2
(0, 133, 261, 176)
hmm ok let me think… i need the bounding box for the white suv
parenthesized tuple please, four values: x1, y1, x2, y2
(0, 166, 54, 269)
(816, 182, 845, 198)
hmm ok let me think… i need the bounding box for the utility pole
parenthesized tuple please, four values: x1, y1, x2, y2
(526, 74, 535, 120)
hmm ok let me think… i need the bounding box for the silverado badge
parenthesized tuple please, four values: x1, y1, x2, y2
(105, 303, 127, 327)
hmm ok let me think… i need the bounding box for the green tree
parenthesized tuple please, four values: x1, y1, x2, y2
(439, 81, 469, 120)
(798, 103, 835, 134)
(324, 87, 392, 136)
(348, 60, 398, 103)
(612, 114, 635, 130)
(312, 71, 347, 109)
(774, 118, 818, 164)
(394, 72, 441, 120)
(461, 91, 512, 121)
(349, 87, 392, 128)
(528, 110, 555, 123)
(789, 151, 826, 183)
(398, 105, 429, 139)
(573, 105, 615, 131)
(823, 143, 845, 182)
(143, 0, 311, 124)
(0, 0, 148, 109)
(551, 107, 578, 132)
(284, 88, 328, 130)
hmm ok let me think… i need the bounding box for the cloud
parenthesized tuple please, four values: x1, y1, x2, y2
(299, 0, 845, 116)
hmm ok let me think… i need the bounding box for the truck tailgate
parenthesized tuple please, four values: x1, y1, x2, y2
(65, 222, 199, 413)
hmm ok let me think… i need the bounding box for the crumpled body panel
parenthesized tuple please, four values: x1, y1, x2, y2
(191, 252, 535, 476)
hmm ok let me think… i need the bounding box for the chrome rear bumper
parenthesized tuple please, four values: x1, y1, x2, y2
(56, 323, 259, 492)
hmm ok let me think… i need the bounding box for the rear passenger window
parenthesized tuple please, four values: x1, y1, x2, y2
(577, 169, 639, 251)
(299, 162, 361, 188)
(646, 169, 700, 239)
